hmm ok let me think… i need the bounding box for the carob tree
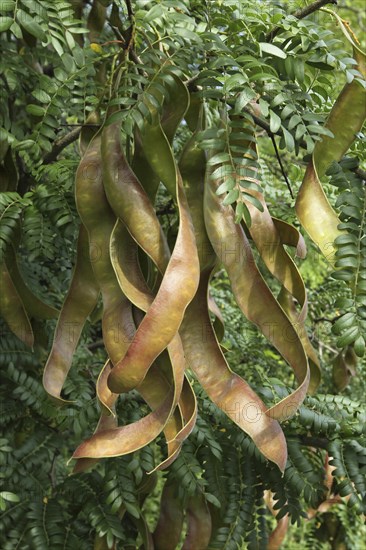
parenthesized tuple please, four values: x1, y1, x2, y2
(0, 1, 365, 548)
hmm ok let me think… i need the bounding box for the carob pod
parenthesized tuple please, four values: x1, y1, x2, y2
(0, 261, 34, 348)
(43, 224, 99, 402)
(296, 15, 366, 265)
(204, 145, 310, 423)
(179, 124, 287, 471)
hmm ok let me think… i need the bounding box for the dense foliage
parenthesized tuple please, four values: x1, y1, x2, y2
(0, 1, 365, 548)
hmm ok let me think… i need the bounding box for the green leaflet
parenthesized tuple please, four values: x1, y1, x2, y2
(179, 126, 287, 471)
(43, 224, 99, 403)
(0, 261, 34, 348)
(204, 160, 310, 423)
(295, 16, 366, 264)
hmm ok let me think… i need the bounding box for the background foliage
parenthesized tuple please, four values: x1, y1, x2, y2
(0, 0, 365, 548)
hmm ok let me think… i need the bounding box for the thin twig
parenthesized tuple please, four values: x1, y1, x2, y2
(266, 0, 338, 42)
(185, 73, 201, 91)
(270, 133, 294, 199)
(60, 123, 99, 127)
(87, 339, 104, 351)
(242, 106, 309, 148)
(246, 110, 365, 184)
(313, 316, 339, 324)
(355, 167, 366, 181)
(313, 336, 338, 355)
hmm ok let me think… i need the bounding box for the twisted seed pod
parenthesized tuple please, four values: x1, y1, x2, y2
(5, 244, 58, 320)
(87, 0, 107, 44)
(72, 337, 185, 459)
(296, 16, 366, 264)
(153, 482, 184, 550)
(232, 113, 320, 392)
(204, 158, 310, 422)
(75, 134, 135, 364)
(272, 217, 307, 259)
(105, 122, 200, 394)
(132, 73, 188, 200)
(182, 492, 212, 550)
(179, 128, 287, 471)
(110, 219, 197, 469)
(102, 123, 170, 274)
(0, 261, 34, 348)
(278, 286, 321, 393)
(43, 224, 99, 403)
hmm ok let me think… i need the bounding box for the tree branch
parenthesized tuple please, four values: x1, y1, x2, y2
(266, 0, 338, 42)
(293, 0, 338, 20)
(43, 126, 82, 165)
(125, 0, 134, 21)
(300, 435, 329, 450)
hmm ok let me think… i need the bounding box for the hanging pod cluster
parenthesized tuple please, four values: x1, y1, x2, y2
(41, 73, 322, 475)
